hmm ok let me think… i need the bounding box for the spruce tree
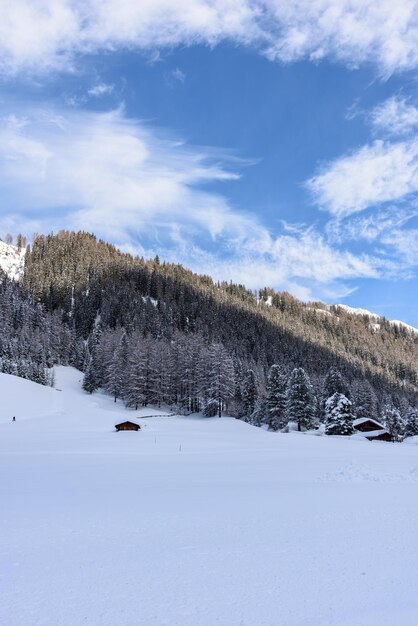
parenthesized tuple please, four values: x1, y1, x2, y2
(105, 332, 128, 402)
(82, 359, 99, 394)
(266, 364, 287, 430)
(242, 369, 257, 420)
(251, 398, 268, 427)
(285, 367, 316, 431)
(324, 392, 355, 436)
(205, 343, 235, 417)
(404, 408, 418, 437)
(124, 345, 147, 410)
(321, 367, 349, 418)
(382, 405, 403, 439)
(203, 398, 218, 417)
(352, 380, 378, 420)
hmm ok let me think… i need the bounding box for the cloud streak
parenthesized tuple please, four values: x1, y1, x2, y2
(307, 139, 418, 217)
(1, 1, 418, 77)
(0, 104, 382, 300)
(370, 96, 418, 136)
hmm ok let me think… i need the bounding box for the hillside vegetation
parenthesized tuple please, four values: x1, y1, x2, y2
(23, 231, 417, 390)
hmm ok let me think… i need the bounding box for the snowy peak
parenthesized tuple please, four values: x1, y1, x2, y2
(0, 241, 25, 281)
(335, 303, 418, 335)
(335, 304, 380, 320)
(389, 320, 418, 335)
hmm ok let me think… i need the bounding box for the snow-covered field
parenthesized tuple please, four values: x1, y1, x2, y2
(1, 368, 418, 626)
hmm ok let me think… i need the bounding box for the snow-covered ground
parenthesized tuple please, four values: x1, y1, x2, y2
(1, 367, 418, 626)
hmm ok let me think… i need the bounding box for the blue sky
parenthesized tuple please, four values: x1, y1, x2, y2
(1, 2, 418, 325)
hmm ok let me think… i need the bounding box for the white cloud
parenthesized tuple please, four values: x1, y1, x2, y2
(88, 82, 114, 97)
(370, 96, 418, 136)
(380, 228, 418, 266)
(171, 68, 186, 83)
(326, 205, 418, 243)
(164, 67, 186, 88)
(264, 1, 418, 76)
(0, 103, 381, 300)
(307, 139, 418, 217)
(1, 1, 418, 76)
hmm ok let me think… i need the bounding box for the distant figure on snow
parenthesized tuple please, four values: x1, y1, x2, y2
(12, 416, 15, 422)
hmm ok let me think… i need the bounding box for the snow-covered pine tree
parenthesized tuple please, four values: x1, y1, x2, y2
(321, 367, 349, 418)
(351, 380, 378, 420)
(242, 369, 257, 420)
(123, 342, 147, 410)
(227, 357, 245, 418)
(82, 357, 99, 394)
(266, 364, 287, 430)
(382, 405, 403, 440)
(250, 397, 268, 427)
(205, 342, 235, 417)
(324, 392, 355, 436)
(105, 331, 128, 402)
(149, 340, 170, 409)
(203, 398, 218, 417)
(285, 367, 316, 431)
(404, 408, 418, 438)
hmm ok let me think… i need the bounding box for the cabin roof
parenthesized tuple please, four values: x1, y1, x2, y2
(363, 429, 389, 438)
(353, 417, 385, 429)
(115, 420, 140, 428)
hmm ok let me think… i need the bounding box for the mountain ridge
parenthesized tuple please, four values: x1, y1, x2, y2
(19, 232, 418, 397)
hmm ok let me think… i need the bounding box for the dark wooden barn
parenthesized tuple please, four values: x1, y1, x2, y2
(115, 421, 141, 432)
(353, 418, 392, 442)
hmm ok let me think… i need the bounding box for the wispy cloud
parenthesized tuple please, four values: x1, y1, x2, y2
(1, 1, 418, 77)
(307, 139, 418, 217)
(88, 82, 114, 97)
(171, 68, 185, 83)
(164, 67, 186, 88)
(370, 96, 418, 136)
(381, 228, 418, 267)
(327, 205, 418, 243)
(264, 1, 418, 76)
(0, 103, 382, 300)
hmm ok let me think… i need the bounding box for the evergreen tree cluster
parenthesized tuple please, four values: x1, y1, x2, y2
(1, 230, 416, 436)
(82, 328, 236, 417)
(23, 232, 418, 395)
(0, 276, 82, 385)
(80, 320, 416, 438)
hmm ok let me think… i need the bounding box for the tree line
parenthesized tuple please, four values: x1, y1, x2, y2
(0, 230, 416, 439)
(81, 325, 418, 438)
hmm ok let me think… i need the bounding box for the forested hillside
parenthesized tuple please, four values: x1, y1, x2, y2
(11, 230, 415, 432)
(0, 277, 83, 386)
(24, 232, 417, 382)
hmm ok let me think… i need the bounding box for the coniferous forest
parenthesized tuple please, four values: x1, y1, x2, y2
(1, 230, 417, 435)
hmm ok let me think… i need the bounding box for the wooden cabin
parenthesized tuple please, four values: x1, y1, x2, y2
(115, 421, 141, 432)
(353, 418, 392, 442)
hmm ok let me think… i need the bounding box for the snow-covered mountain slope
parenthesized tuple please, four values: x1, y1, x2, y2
(389, 319, 418, 334)
(1, 367, 418, 626)
(0, 373, 62, 424)
(336, 303, 381, 319)
(336, 303, 418, 335)
(0, 241, 25, 280)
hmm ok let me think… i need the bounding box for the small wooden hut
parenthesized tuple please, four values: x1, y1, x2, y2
(353, 418, 392, 442)
(115, 421, 141, 432)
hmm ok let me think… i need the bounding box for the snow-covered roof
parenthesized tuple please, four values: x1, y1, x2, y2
(363, 429, 391, 438)
(353, 417, 384, 429)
